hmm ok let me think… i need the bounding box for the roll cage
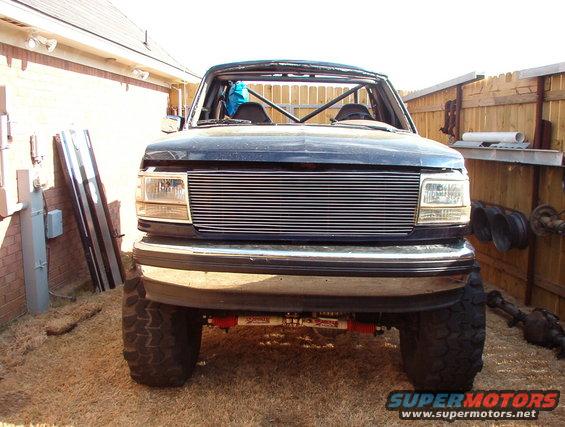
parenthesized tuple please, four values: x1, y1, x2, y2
(186, 60, 416, 132)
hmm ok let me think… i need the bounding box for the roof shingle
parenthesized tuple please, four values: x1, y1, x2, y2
(11, 0, 196, 77)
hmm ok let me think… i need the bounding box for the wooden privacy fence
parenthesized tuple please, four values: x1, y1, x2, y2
(169, 68, 565, 316)
(406, 69, 565, 316)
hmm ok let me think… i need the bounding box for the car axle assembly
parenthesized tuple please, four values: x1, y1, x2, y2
(487, 290, 565, 359)
(530, 204, 565, 236)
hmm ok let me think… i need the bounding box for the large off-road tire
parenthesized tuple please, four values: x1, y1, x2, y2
(122, 277, 202, 387)
(399, 271, 486, 391)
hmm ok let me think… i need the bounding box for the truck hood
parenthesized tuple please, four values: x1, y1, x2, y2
(144, 125, 464, 169)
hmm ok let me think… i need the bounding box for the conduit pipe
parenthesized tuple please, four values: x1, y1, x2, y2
(17, 169, 49, 314)
(462, 131, 526, 143)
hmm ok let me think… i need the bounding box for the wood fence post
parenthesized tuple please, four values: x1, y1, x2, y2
(525, 75, 545, 305)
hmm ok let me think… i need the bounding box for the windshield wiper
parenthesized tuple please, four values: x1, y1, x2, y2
(331, 122, 398, 133)
(197, 118, 252, 126)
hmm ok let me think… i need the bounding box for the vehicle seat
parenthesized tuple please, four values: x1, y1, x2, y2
(334, 103, 373, 121)
(232, 102, 272, 123)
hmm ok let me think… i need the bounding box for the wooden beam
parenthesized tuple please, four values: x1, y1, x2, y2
(545, 89, 565, 102)
(461, 93, 537, 108)
(407, 104, 445, 113)
(408, 91, 565, 115)
(525, 76, 546, 306)
(454, 84, 463, 140)
(534, 77, 545, 149)
(409, 93, 545, 116)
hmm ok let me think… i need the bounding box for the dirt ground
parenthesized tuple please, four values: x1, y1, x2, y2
(0, 282, 563, 426)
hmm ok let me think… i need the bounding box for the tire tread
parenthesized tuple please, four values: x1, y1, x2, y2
(400, 271, 486, 391)
(122, 277, 202, 387)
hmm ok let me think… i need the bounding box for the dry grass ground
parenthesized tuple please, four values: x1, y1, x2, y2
(0, 283, 563, 426)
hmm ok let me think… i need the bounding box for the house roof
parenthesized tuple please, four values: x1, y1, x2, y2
(3, 0, 199, 81)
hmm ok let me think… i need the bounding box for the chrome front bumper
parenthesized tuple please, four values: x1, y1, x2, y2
(133, 238, 476, 312)
(133, 237, 475, 277)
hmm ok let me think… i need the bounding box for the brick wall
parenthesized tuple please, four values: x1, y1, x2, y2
(0, 48, 170, 324)
(0, 214, 25, 323)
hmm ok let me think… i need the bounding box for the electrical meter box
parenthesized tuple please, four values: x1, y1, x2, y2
(46, 209, 63, 239)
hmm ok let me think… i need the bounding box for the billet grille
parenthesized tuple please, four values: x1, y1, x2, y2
(187, 170, 420, 236)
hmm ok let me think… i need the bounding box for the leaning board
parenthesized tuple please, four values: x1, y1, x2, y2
(56, 129, 124, 291)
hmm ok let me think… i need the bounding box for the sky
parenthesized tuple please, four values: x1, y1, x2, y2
(110, 0, 564, 90)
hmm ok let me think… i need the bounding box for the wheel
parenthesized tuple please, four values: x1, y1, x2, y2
(399, 271, 486, 391)
(122, 277, 202, 387)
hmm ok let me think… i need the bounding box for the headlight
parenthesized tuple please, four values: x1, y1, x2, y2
(417, 172, 470, 225)
(136, 172, 191, 222)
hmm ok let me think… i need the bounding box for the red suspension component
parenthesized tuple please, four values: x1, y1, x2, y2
(210, 315, 238, 328)
(347, 320, 377, 334)
(208, 315, 378, 334)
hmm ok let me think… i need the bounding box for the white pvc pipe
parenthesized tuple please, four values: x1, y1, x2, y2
(462, 131, 525, 143)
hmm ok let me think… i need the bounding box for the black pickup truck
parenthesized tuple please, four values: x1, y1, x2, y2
(124, 60, 486, 391)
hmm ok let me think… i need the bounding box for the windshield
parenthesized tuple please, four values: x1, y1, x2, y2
(188, 70, 414, 132)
